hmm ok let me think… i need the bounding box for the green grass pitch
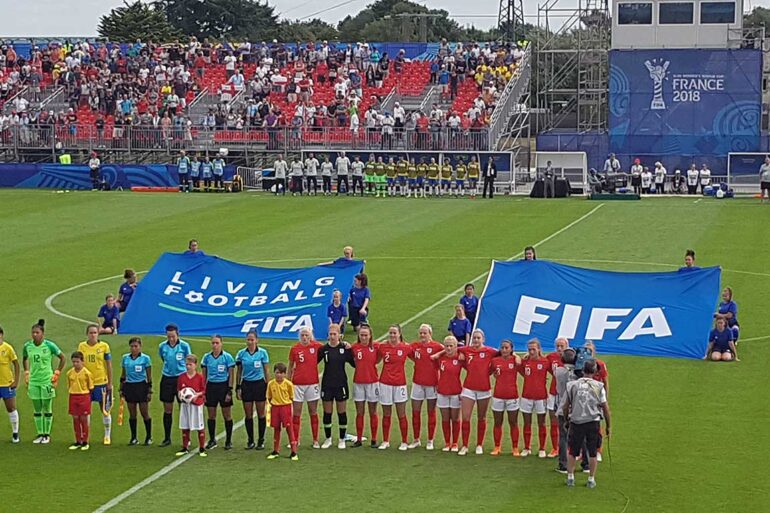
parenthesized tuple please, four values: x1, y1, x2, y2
(0, 190, 767, 513)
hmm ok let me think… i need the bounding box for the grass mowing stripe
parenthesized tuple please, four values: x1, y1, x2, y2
(374, 203, 606, 340)
(91, 203, 604, 512)
(92, 419, 245, 513)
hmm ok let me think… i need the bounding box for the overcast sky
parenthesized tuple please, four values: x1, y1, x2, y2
(0, 0, 765, 37)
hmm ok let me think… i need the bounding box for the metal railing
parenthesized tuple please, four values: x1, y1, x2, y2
(0, 124, 490, 154)
(488, 45, 532, 150)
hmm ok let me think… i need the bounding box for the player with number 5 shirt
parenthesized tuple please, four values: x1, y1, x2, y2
(288, 327, 323, 448)
(377, 324, 412, 450)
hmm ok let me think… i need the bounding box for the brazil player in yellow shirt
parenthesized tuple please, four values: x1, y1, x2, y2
(440, 160, 453, 197)
(416, 159, 428, 198)
(468, 155, 481, 199)
(78, 324, 113, 445)
(23, 319, 65, 444)
(385, 157, 398, 197)
(427, 158, 440, 197)
(67, 351, 95, 450)
(455, 158, 468, 197)
(396, 156, 408, 197)
(407, 159, 418, 198)
(374, 157, 386, 198)
(266, 362, 298, 461)
(0, 326, 21, 443)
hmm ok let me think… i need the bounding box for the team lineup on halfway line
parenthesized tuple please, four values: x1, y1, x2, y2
(0, 245, 742, 490)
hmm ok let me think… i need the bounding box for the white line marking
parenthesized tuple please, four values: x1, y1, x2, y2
(694, 198, 703, 204)
(91, 419, 244, 513)
(374, 203, 606, 340)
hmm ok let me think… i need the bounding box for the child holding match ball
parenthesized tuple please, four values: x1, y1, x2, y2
(176, 354, 207, 457)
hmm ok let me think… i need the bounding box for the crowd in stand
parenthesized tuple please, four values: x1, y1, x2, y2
(0, 39, 526, 151)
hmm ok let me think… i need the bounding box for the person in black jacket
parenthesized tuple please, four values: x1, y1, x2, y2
(482, 158, 497, 198)
(318, 324, 355, 449)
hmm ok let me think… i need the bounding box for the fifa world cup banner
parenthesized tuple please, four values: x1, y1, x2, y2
(609, 49, 762, 157)
(475, 261, 720, 359)
(121, 253, 364, 340)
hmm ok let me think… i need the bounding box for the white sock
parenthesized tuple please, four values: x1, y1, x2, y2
(588, 476, 595, 483)
(103, 415, 112, 437)
(87, 414, 91, 426)
(567, 473, 575, 480)
(9, 410, 19, 433)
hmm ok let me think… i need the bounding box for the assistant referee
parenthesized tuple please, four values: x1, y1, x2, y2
(562, 359, 611, 489)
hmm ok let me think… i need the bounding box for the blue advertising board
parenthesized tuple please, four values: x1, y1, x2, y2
(609, 49, 762, 159)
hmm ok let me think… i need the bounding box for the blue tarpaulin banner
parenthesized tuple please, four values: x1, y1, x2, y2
(121, 253, 363, 340)
(475, 261, 721, 359)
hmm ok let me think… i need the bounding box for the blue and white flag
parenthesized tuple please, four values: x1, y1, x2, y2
(121, 253, 364, 340)
(475, 260, 721, 359)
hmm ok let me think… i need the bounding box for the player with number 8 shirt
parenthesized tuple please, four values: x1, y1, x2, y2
(288, 327, 323, 448)
(376, 324, 412, 450)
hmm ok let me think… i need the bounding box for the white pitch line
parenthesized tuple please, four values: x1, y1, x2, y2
(374, 203, 606, 340)
(92, 419, 245, 513)
(694, 198, 703, 204)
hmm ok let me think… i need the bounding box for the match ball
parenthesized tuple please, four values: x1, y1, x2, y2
(219, 148, 229, 157)
(178, 387, 196, 404)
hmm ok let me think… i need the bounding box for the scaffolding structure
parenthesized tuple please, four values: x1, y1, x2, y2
(498, 0, 526, 43)
(536, 0, 610, 133)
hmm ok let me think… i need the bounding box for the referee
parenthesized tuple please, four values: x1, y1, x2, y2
(562, 359, 611, 489)
(318, 324, 355, 449)
(158, 324, 191, 447)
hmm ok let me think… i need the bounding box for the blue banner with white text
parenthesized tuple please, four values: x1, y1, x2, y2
(609, 49, 762, 158)
(121, 253, 364, 340)
(475, 261, 720, 359)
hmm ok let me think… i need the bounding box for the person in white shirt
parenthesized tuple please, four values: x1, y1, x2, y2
(699, 164, 711, 194)
(603, 153, 621, 175)
(273, 155, 288, 195)
(335, 152, 351, 195)
(320, 155, 334, 195)
(686, 164, 699, 195)
(653, 162, 667, 194)
(223, 52, 237, 78)
(640, 166, 653, 194)
(304, 153, 319, 195)
(88, 152, 101, 190)
(351, 155, 365, 196)
(289, 156, 304, 196)
(381, 113, 394, 150)
(630, 158, 643, 195)
(228, 70, 245, 90)
(759, 156, 770, 202)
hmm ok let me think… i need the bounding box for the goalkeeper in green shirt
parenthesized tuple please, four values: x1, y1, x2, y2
(23, 319, 65, 444)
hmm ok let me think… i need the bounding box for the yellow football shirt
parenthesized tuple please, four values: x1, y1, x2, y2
(0, 342, 18, 387)
(77, 341, 111, 386)
(266, 378, 294, 406)
(67, 367, 94, 395)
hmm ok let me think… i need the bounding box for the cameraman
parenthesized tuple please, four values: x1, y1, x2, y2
(562, 359, 611, 489)
(554, 348, 577, 474)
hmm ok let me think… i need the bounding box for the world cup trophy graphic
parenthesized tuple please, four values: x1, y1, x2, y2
(644, 59, 670, 110)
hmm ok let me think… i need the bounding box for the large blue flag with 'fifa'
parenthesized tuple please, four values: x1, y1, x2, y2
(121, 253, 364, 340)
(475, 260, 721, 359)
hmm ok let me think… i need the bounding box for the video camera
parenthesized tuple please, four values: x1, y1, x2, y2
(573, 346, 595, 377)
